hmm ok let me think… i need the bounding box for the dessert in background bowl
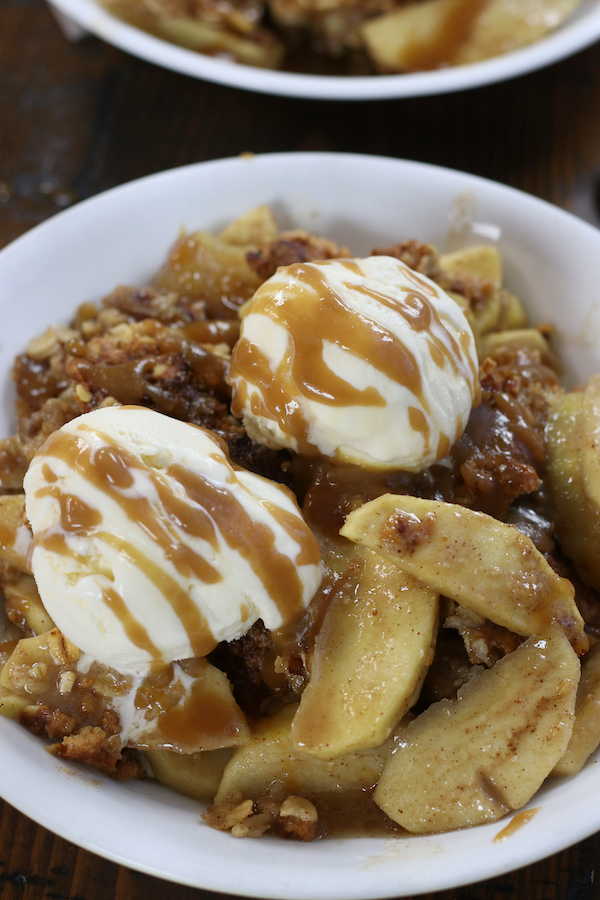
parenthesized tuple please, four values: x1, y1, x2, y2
(99, 0, 585, 76)
(47, 0, 600, 97)
(2, 152, 600, 896)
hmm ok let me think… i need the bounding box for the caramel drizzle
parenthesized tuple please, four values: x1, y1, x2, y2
(150, 676, 241, 748)
(33, 421, 318, 662)
(232, 260, 478, 459)
(133, 659, 246, 750)
(101, 585, 163, 661)
(344, 260, 479, 409)
(493, 808, 540, 842)
(170, 464, 318, 624)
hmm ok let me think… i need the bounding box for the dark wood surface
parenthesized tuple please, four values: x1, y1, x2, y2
(2, 2, 600, 897)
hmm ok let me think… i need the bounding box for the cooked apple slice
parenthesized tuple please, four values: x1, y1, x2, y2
(581, 375, 600, 511)
(218, 205, 279, 248)
(478, 328, 555, 368)
(292, 544, 438, 759)
(0, 688, 28, 720)
(553, 642, 600, 777)
(455, 0, 581, 66)
(146, 748, 234, 801)
(439, 245, 528, 339)
(360, 0, 581, 74)
(374, 627, 579, 833)
(546, 386, 600, 592)
(0, 494, 31, 571)
(153, 229, 263, 317)
(4, 574, 54, 637)
(215, 704, 391, 803)
(361, 0, 474, 73)
(496, 290, 528, 332)
(1, 627, 80, 695)
(340, 494, 586, 654)
(153, 18, 284, 70)
(440, 244, 503, 335)
(440, 244, 503, 286)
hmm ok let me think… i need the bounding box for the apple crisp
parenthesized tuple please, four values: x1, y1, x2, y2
(1, 204, 600, 841)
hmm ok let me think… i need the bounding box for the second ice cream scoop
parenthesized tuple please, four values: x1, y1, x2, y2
(228, 256, 480, 472)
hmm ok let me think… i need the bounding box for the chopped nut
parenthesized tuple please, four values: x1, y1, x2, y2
(202, 793, 255, 831)
(27, 329, 61, 361)
(209, 342, 231, 360)
(75, 384, 92, 403)
(28, 662, 48, 680)
(59, 671, 77, 694)
(108, 323, 135, 346)
(27, 326, 78, 360)
(280, 796, 318, 823)
(97, 309, 127, 330)
(48, 631, 80, 666)
(231, 813, 273, 837)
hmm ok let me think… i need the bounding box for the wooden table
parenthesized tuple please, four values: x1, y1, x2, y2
(2, 2, 600, 897)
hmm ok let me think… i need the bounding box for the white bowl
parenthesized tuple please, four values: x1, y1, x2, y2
(1, 152, 600, 897)
(48, 0, 600, 99)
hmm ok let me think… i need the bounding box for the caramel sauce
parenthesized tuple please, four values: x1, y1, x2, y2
(493, 807, 540, 842)
(352, 274, 478, 406)
(13, 353, 71, 414)
(40, 532, 91, 565)
(310, 789, 404, 839)
(173, 464, 316, 625)
(95, 445, 135, 489)
(296, 456, 422, 538)
(152, 678, 234, 748)
(181, 319, 240, 349)
(272, 566, 340, 661)
(460, 328, 479, 384)
(437, 432, 451, 459)
(133, 660, 247, 751)
(100, 531, 217, 658)
(70, 358, 158, 406)
(429, 341, 446, 369)
(36, 487, 102, 534)
(154, 676, 241, 749)
(101, 585, 163, 660)
(0, 639, 18, 666)
(264, 500, 321, 567)
(408, 406, 430, 457)
(399, 0, 488, 71)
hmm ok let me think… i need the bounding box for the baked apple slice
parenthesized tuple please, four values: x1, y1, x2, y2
(292, 543, 438, 758)
(553, 642, 600, 777)
(374, 626, 579, 833)
(547, 375, 600, 592)
(340, 494, 586, 654)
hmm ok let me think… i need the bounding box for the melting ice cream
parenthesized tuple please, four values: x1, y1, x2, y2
(24, 406, 322, 672)
(229, 256, 480, 471)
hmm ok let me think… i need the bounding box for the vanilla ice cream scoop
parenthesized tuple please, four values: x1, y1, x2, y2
(228, 256, 480, 471)
(24, 406, 322, 672)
